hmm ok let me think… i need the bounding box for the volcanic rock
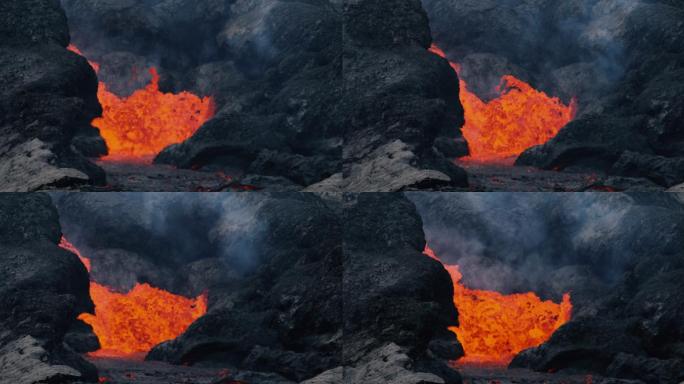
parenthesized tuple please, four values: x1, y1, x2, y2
(342, 0, 468, 191)
(341, 343, 448, 384)
(334, 140, 462, 192)
(0, 0, 107, 191)
(0, 194, 98, 382)
(341, 193, 463, 381)
(611, 152, 684, 188)
(145, 194, 343, 382)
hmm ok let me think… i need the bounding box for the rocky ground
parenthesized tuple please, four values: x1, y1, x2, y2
(456, 163, 665, 192)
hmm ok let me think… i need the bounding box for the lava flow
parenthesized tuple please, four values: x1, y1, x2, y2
(68, 45, 214, 162)
(429, 45, 577, 164)
(59, 237, 208, 357)
(424, 245, 572, 366)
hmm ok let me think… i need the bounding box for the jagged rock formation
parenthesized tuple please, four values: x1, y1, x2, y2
(338, 0, 469, 191)
(341, 193, 463, 383)
(0, 194, 98, 382)
(0, 0, 106, 191)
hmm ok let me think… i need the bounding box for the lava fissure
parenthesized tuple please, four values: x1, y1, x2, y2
(68, 45, 215, 163)
(59, 237, 208, 357)
(429, 45, 577, 164)
(424, 245, 572, 366)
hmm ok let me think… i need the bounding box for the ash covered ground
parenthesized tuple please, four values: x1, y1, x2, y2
(1, 0, 681, 191)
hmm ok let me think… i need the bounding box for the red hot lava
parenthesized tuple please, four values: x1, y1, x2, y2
(429, 45, 577, 164)
(68, 45, 215, 163)
(59, 237, 208, 357)
(424, 245, 572, 366)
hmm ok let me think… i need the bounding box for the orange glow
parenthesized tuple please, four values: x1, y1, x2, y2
(59, 237, 208, 357)
(67, 45, 215, 163)
(59, 236, 92, 272)
(424, 245, 572, 366)
(429, 45, 576, 164)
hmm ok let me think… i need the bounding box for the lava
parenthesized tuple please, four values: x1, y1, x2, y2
(424, 245, 572, 366)
(429, 45, 577, 164)
(67, 45, 214, 163)
(59, 237, 208, 357)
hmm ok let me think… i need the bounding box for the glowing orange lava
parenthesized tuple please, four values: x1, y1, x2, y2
(67, 45, 215, 163)
(424, 245, 572, 366)
(59, 237, 208, 357)
(429, 45, 577, 164)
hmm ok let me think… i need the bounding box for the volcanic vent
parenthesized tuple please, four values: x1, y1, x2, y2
(429, 45, 577, 164)
(59, 237, 207, 357)
(68, 45, 215, 163)
(424, 245, 572, 366)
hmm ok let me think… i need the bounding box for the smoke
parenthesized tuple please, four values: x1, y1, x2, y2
(49, 193, 269, 293)
(407, 193, 684, 301)
(421, 0, 643, 104)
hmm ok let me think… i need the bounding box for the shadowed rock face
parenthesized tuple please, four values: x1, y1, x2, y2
(338, 0, 469, 192)
(342, 193, 463, 383)
(0, 194, 97, 382)
(0, 0, 107, 191)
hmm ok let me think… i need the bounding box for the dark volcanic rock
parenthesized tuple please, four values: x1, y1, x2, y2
(340, 0, 468, 191)
(611, 151, 684, 188)
(0, 0, 106, 191)
(341, 193, 462, 382)
(146, 194, 343, 382)
(0, 194, 97, 382)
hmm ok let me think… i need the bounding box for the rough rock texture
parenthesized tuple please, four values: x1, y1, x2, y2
(0, 194, 98, 382)
(62, 0, 343, 190)
(341, 0, 468, 191)
(129, 194, 344, 383)
(333, 140, 455, 192)
(342, 343, 446, 384)
(0, 0, 106, 191)
(341, 193, 463, 383)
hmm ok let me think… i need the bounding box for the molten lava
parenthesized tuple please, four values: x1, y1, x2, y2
(424, 246, 572, 366)
(429, 45, 577, 164)
(59, 237, 208, 357)
(68, 45, 214, 162)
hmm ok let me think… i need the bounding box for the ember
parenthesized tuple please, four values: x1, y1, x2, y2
(59, 237, 208, 357)
(429, 45, 576, 164)
(424, 246, 572, 365)
(68, 45, 215, 163)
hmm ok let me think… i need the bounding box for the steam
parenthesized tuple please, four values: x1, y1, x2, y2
(49, 193, 269, 293)
(407, 193, 679, 300)
(421, 0, 643, 104)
